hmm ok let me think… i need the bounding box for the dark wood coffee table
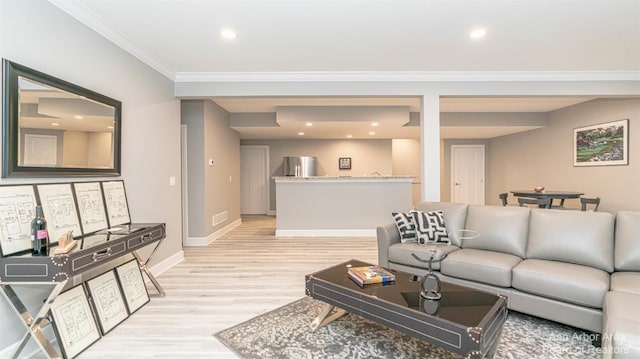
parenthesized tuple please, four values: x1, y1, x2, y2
(305, 259, 508, 359)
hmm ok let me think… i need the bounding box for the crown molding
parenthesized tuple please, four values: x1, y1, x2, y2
(48, 0, 176, 80)
(174, 71, 640, 83)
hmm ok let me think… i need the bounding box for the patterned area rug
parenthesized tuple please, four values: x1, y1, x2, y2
(214, 297, 601, 359)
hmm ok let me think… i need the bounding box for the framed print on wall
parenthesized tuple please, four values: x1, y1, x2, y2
(36, 183, 83, 245)
(338, 157, 351, 170)
(50, 285, 101, 359)
(73, 182, 109, 235)
(115, 259, 150, 314)
(0, 185, 37, 257)
(101, 180, 131, 227)
(574, 119, 629, 166)
(85, 270, 129, 334)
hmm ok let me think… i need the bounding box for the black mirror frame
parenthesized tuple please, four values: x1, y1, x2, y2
(2, 59, 121, 178)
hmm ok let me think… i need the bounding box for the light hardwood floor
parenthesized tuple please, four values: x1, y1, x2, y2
(81, 215, 378, 358)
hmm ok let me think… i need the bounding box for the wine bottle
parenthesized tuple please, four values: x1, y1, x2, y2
(31, 205, 49, 256)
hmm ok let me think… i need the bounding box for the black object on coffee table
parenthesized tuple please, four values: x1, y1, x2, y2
(305, 259, 508, 359)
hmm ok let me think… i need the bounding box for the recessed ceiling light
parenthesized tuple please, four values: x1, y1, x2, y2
(371, 122, 379, 127)
(305, 122, 313, 127)
(74, 115, 83, 120)
(346, 134, 353, 138)
(369, 131, 376, 135)
(469, 28, 487, 39)
(51, 122, 59, 126)
(298, 132, 304, 136)
(220, 29, 237, 39)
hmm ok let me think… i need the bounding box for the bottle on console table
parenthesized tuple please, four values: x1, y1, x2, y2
(31, 205, 49, 256)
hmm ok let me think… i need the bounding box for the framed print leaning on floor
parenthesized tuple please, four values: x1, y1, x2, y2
(574, 119, 628, 166)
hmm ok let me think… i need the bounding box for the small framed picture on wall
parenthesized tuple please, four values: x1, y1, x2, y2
(338, 157, 351, 170)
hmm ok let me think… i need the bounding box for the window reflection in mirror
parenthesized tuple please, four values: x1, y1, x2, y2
(18, 77, 115, 168)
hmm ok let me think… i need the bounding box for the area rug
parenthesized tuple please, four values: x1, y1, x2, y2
(214, 297, 601, 359)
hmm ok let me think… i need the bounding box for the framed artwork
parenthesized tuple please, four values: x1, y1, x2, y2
(35, 183, 83, 245)
(574, 119, 629, 167)
(115, 259, 150, 314)
(73, 182, 109, 235)
(338, 157, 352, 170)
(101, 181, 131, 227)
(0, 185, 37, 257)
(85, 270, 129, 334)
(50, 285, 101, 359)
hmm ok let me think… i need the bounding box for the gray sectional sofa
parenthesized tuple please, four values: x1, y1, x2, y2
(377, 202, 640, 358)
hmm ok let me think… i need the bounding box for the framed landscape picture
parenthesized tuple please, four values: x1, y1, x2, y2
(574, 119, 629, 167)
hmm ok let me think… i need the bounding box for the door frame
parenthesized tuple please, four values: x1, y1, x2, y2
(450, 144, 485, 204)
(240, 145, 270, 215)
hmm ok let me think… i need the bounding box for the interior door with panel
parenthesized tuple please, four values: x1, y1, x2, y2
(451, 145, 485, 205)
(240, 146, 269, 214)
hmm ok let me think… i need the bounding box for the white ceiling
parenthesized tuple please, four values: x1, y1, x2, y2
(50, 0, 640, 139)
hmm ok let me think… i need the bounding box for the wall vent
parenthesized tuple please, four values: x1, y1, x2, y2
(212, 211, 228, 227)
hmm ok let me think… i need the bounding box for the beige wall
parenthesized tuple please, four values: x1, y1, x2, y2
(391, 139, 421, 206)
(204, 100, 241, 233)
(87, 132, 113, 168)
(62, 131, 89, 166)
(487, 99, 640, 212)
(1, 0, 182, 353)
(182, 100, 241, 239)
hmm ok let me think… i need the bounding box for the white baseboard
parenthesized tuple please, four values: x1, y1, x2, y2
(268, 210, 277, 216)
(149, 250, 184, 277)
(275, 229, 376, 237)
(184, 218, 242, 246)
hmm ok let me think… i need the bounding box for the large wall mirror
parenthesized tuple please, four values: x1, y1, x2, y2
(2, 59, 121, 177)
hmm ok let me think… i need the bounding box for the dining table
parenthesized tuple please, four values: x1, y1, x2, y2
(510, 190, 584, 208)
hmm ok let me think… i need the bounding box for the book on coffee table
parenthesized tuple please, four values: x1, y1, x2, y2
(347, 265, 395, 286)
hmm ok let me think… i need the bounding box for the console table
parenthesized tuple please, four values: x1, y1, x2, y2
(0, 223, 165, 359)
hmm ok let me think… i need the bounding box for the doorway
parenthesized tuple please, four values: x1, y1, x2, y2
(240, 145, 269, 214)
(451, 145, 485, 205)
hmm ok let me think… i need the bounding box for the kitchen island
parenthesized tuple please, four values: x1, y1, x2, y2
(274, 176, 414, 236)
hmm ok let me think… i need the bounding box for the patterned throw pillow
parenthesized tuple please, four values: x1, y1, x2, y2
(392, 212, 417, 243)
(410, 210, 450, 245)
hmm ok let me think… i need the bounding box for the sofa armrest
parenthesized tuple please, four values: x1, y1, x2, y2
(377, 222, 401, 267)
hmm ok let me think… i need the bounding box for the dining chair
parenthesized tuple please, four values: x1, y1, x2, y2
(580, 197, 600, 211)
(499, 193, 508, 206)
(518, 197, 552, 209)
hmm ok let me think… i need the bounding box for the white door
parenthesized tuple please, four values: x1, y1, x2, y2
(240, 146, 269, 214)
(23, 134, 57, 166)
(451, 145, 485, 205)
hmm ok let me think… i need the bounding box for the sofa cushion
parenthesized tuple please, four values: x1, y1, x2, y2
(615, 211, 640, 271)
(610, 272, 640, 295)
(512, 259, 609, 308)
(462, 205, 530, 258)
(415, 202, 468, 247)
(526, 209, 615, 272)
(440, 248, 522, 287)
(392, 212, 418, 243)
(388, 243, 459, 271)
(602, 291, 640, 359)
(411, 210, 450, 244)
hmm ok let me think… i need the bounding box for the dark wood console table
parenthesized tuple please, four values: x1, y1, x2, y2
(0, 223, 165, 359)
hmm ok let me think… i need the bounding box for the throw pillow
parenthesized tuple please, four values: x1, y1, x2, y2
(410, 210, 450, 245)
(392, 212, 417, 243)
